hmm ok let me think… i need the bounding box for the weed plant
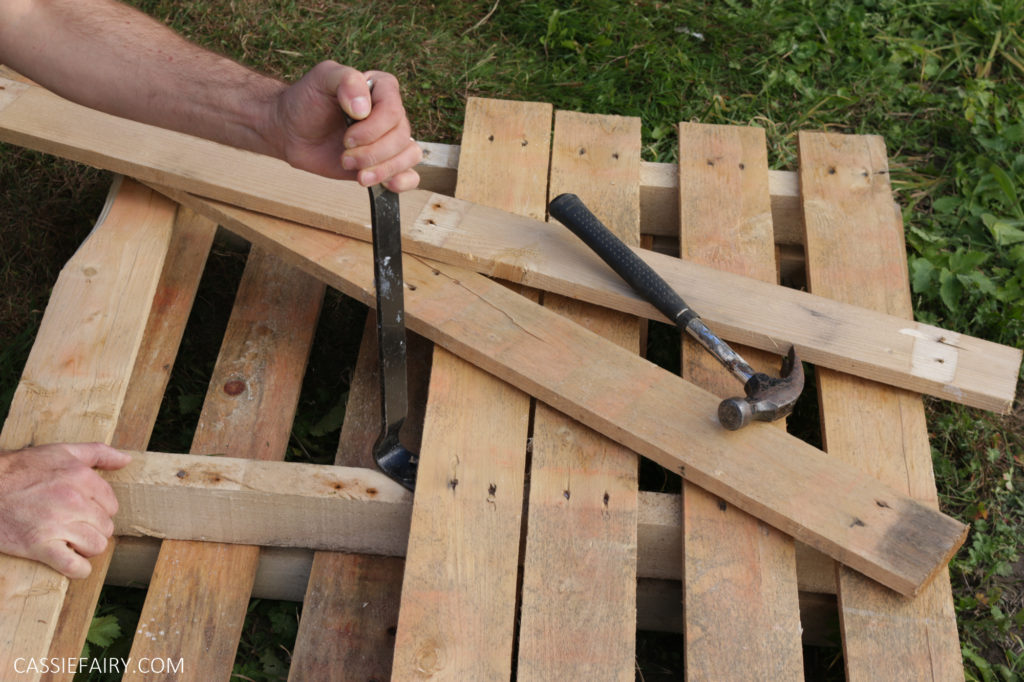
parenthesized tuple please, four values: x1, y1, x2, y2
(1, 1, 1021, 679)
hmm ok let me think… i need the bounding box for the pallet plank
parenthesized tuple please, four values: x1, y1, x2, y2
(517, 109, 641, 679)
(43, 193, 216, 679)
(677, 123, 804, 678)
(1, 76, 1016, 411)
(161, 188, 968, 597)
(0, 180, 174, 678)
(123, 248, 323, 680)
(392, 97, 549, 680)
(799, 131, 964, 680)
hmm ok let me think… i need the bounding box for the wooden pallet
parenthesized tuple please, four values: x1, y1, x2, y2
(1, 97, 969, 680)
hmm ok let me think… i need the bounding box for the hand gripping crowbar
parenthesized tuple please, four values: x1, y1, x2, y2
(347, 83, 417, 489)
(548, 193, 804, 430)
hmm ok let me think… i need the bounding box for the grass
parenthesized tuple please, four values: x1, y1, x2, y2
(1, 0, 1022, 679)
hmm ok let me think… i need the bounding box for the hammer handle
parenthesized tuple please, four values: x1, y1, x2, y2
(548, 193, 699, 327)
(549, 192, 759, 388)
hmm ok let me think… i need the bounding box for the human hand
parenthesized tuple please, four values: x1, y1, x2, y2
(272, 61, 422, 191)
(0, 443, 131, 579)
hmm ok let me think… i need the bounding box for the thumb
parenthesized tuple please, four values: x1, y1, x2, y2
(325, 63, 372, 121)
(64, 443, 133, 470)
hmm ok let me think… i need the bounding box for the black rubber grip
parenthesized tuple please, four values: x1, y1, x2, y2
(548, 193, 698, 327)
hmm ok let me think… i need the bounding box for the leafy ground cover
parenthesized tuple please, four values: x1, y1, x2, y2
(1, 1, 1021, 679)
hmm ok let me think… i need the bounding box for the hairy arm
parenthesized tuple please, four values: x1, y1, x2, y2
(0, 0, 421, 188)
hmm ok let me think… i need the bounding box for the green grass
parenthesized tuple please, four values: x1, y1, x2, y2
(2, 1, 1022, 679)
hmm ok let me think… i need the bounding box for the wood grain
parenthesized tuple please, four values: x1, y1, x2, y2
(44, 189, 217, 680)
(0, 180, 174, 679)
(123, 248, 323, 680)
(0, 76, 1015, 411)
(799, 131, 964, 680)
(392, 97, 548, 680)
(677, 123, 803, 679)
(517, 109, 641, 680)
(161, 187, 968, 597)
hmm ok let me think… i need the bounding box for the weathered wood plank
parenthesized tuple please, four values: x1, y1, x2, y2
(517, 109, 641, 679)
(677, 123, 804, 678)
(123, 248, 323, 680)
(158, 187, 968, 597)
(392, 97, 548, 680)
(0, 180, 174, 679)
(43, 191, 216, 680)
(799, 131, 964, 680)
(103, 450, 835, 600)
(0, 76, 1016, 411)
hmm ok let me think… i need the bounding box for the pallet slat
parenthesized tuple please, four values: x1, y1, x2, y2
(123, 248, 323, 679)
(1, 76, 1016, 412)
(677, 123, 804, 678)
(161, 187, 967, 597)
(799, 131, 964, 680)
(517, 109, 642, 679)
(44, 194, 217, 680)
(392, 97, 547, 679)
(0, 180, 175, 678)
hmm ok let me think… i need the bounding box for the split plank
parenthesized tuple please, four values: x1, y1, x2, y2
(44, 189, 216, 679)
(799, 131, 964, 680)
(0, 76, 1016, 411)
(123, 248, 323, 680)
(677, 123, 803, 678)
(392, 97, 547, 680)
(0, 180, 174, 678)
(517, 109, 641, 679)
(160, 188, 968, 597)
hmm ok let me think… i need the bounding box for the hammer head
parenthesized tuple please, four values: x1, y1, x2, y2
(717, 346, 804, 431)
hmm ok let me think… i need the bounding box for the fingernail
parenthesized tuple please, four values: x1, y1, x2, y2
(351, 96, 371, 119)
(342, 155, 357, 170)
(361, 170, 378, 186)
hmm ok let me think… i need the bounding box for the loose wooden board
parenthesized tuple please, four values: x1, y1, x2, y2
(800, 132, 964, 679)
(677, 123, 803, 678)
(101, 450, 834, 597)
(0, 76, 1017, 412)
(0, 179, 174, 679)
(157, 188, 968, 597)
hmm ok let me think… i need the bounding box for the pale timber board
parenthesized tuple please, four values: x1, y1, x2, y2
(0, 69, 799, 244)
(0, 180, 174, 679)
(105, 452, 829, 593)
(517, 109, 641, 680)
(392, 97, 547, 680)
(676, 123, 803, 679)
(0, 77, 1016, 411)
(45, 192, 217, 678)
(799, 132, 964, 680)
(123, 248, 323, 680)
(159, 189, 967, 597)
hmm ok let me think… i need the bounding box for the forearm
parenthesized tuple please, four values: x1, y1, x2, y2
(0, 0, 286, 156)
